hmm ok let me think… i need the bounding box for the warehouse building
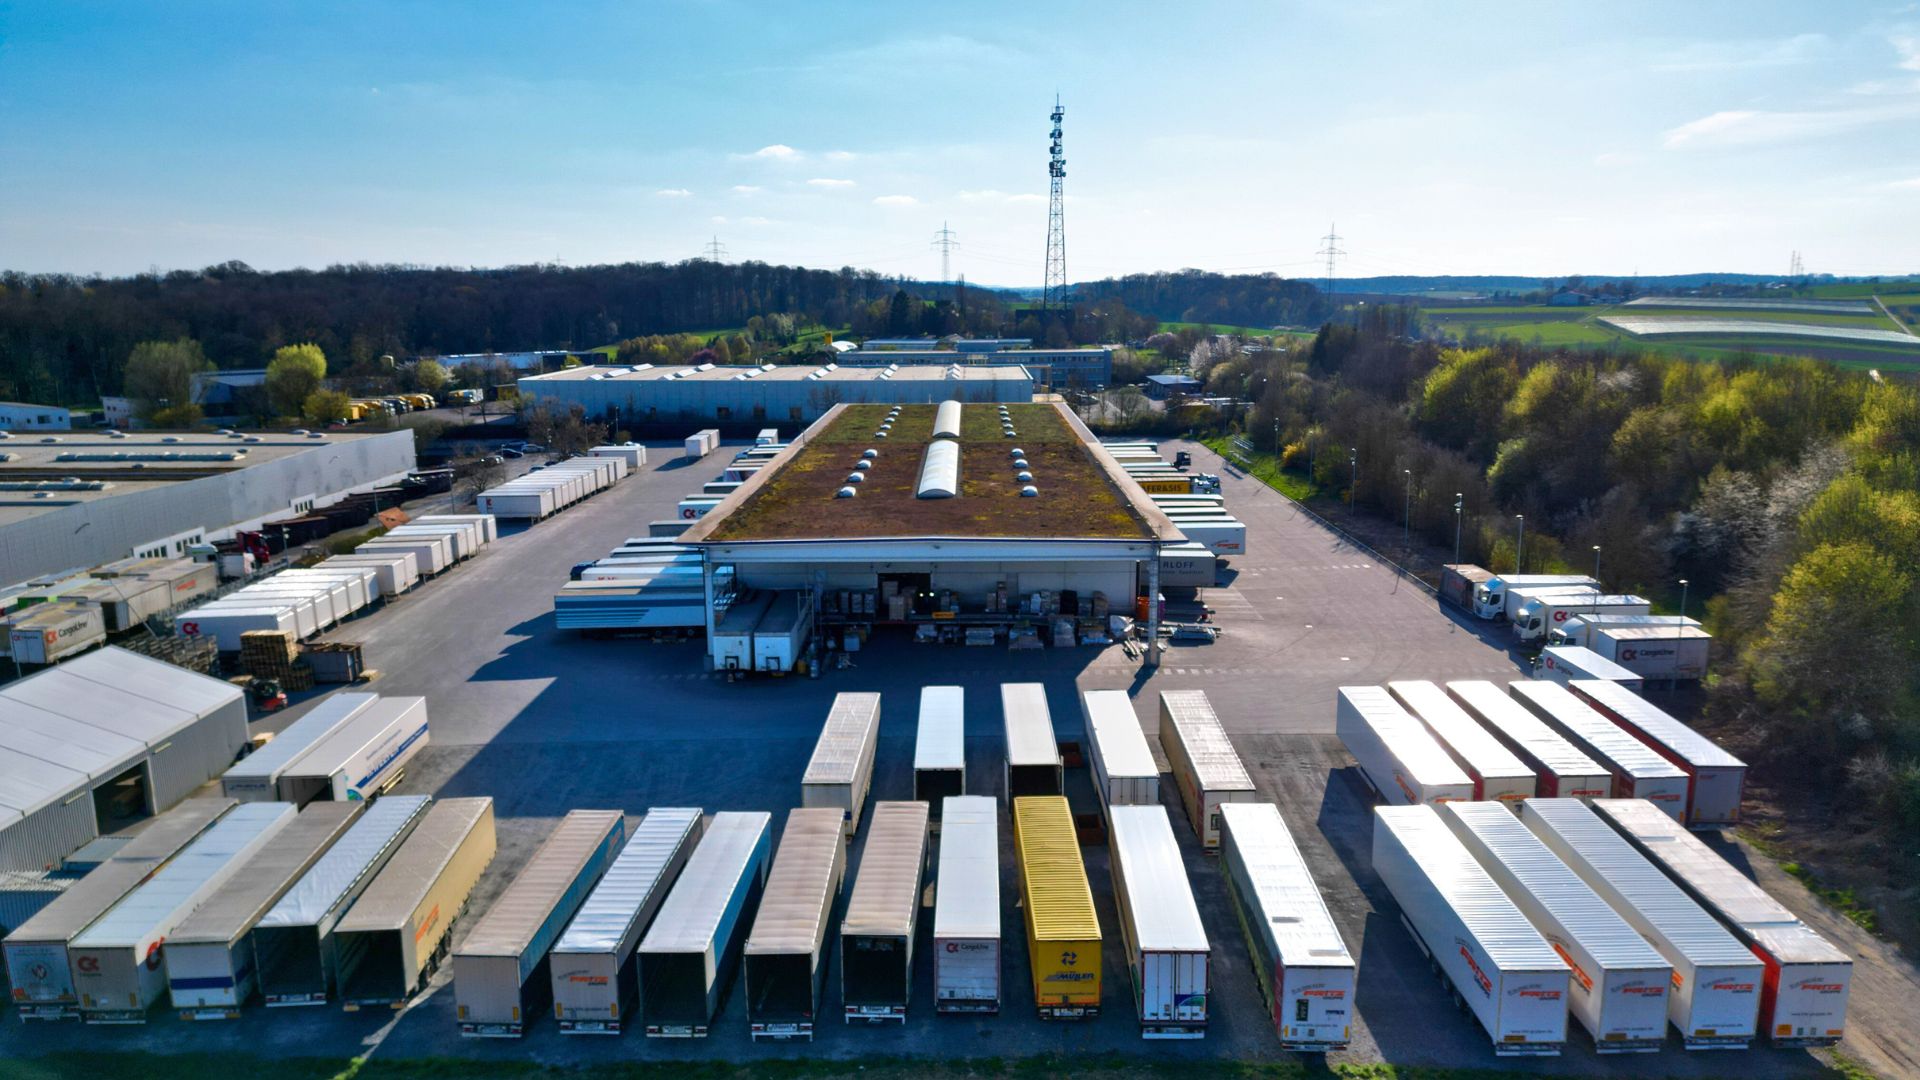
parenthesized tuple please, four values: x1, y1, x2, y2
(0, 403, 73, 432)
(680, 400, 1179, 665)
(516, 363, 1033, 429)
(839, 344, 1113, 387)
(0, 428, 414, 587)
(0, 647, 248, 874)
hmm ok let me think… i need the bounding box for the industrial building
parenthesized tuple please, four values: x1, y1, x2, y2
(516, 363, 1033, 430)
(0, 428, 415, 587)
(679, 400, 1178, 664)
(838, 344, 1113, 387)
(0, 404, 73, 432)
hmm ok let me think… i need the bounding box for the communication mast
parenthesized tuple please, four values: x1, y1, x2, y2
(1043, 97, 1068, 310)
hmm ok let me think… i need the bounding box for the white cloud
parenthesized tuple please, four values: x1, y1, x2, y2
(751, 144, 798, 160)
(741, 216, 772, 226)
(1004, 193, 1045, 204)
(730, 185, 762, 195)
(1896, 32, 1920, 71)
(824, 150, 857, 161)
(872, 194, 918, 207)
(655, 188, 692, 197)
(1651, 33, 1830, 72)
(1663, 103, 1920, 148)
(710, 215, 728, 224)
(808, 178, 856, 188)
(1889, 176, 1920, 190)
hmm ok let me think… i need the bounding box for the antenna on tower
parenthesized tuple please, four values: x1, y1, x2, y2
(932, 221, 959, 285)
(702, 236, 728, 262)
(1043, 95, 1068, 310)
(1316, 223, 1346, 308)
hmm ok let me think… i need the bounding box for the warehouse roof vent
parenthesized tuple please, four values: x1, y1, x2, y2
(932, 400, 963, 439)
(695, 363, 715, 372)
(852, 460, 870, 471)
(1013, 457, 1029, 470)
(862, 448, 877, 459)
(1020, 485, 1039, 497)
(1009, 447, 1025, 457)
(1017, 471, 1033, 482)
(916, 438, 959, 499)
(836, 486, 857, 499)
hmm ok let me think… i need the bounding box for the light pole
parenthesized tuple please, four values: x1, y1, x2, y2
(1403, 469, 1412, 541)
(1273, 420, 1280, 457)
(1453, 493, 1463, 564)
(1514, 514, 1525, 573)
(1677, 578, 1690, 646)
(1349, 448, 1358, 507)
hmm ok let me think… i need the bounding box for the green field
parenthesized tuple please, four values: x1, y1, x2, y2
(1156, 319, 1301, 337)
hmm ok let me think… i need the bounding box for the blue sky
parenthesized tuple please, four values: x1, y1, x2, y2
(2, 1, 1917, 282)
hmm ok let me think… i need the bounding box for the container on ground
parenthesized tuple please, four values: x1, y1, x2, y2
(1013, 795, 1101, 1019)
(1159, 689, 1257, 850)
(1002, 683, 1063, 801)
(800, 692, 880, 836)
(638, 811, 772, 1038)
(933, 795, 1000, 1014)
(1218, 802, 1354, 1051)
(1109, 805, 1209, 1038)
(840, 801, 927, 1024)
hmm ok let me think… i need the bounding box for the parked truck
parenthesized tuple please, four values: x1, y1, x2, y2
(1588, 625, 1712, 682)
(1547, 613, 1700, 649)
(1439, 564, 1494, 613)
(1513, 593, 1651, 644)
(1472, 574, 1598, 621)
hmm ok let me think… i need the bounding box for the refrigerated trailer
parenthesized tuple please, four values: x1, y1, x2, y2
(274, 696, 429, 806)
(1156, 542, 1218, 588)
(1548, 613, 1700, 650)
(1440, 802, 1672, 1052)
(933, 796, 1000, 1014)
(1568, 680, 1745, 827)
(1539, 646, 1645, 693)
(1335, 686, 1474, 806)
(220, 693, 379, 801)
(801, 692, 880, 836)
(165, 802, 363, 1018)
(1013, 795, 1101, 1020)
(1520, 798, 1763, 1049)
(333, 797, 497, 1008)
(453, 809, 626, 1036)
(1002, 683, 1063, 800)
(1083, 689, 1158, 814)
(711, 590, 774, 673)
(1371, 805, 1570, 1055)
(1509, 681, 1689, 818)
(1446, 680, 1612, 799)
(1218, 803, 1354, 1051)
(912, 687, 965, 823)
(251, 795, 431, 1006)
(841, 801, 927, 1024)
(751, 591, 811, 673)
(1165, 516, 1246, 556)
(549, 807, 702, 1034)
(639, 811, 771, 1037)
(1159, 690, 1257, 851)
(743, 808, 845, 1041)
(4, 797, 235, 1020)
(69, 802, 297, 1022)
(1109, 805, 1209, 1038)
(1589, 625, 1712, 682)
(1591, 799, 1850, 1047)
(1387, 681, 1535, 803)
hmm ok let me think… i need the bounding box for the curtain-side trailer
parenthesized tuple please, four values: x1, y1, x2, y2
(638, 811, 771, 1037)
(1218, 803, 1354, 1050)
(1158, 690, 1256, 850)
(1592, 799, 1850, 1047)
(1445, 681, 1611, 799)
(912, 687, 965, 823)
(1372, 805, 1570, 1055)
(1109, 805, 1209, 1038)
(1387, 681, 1535, 803)
(165, 803, 363, 1019)
(1001, 683, 1063, 800)
(933, 796, 1000, 1013)
(1441, 802, 1672, 1052)
(332, 797, 497, 1007)
(1334, 686, 1475, 806)
(550, 807, 703, 1033)
(1520, 798, 1763, 1048)
(452, 810, 625, 1037)
(1083, 689, 1158, 814)
(1013, 796, 1101, 1020)
(743, 808, 846, 1041)
(800, 692, 880, 836)
(251, 795, 432, 1006)
(1568, 681, 1746, 828)
(840, 801, 927, 1023)
(1509, 681, 1689, 819)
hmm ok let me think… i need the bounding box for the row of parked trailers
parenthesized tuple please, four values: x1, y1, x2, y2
(219, 694, 431, 806)
(1336, 679, 1748, 828)
(0, 557, 217, 664)
(475, 453, 627, 521)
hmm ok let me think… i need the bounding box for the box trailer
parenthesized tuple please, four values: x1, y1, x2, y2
(319, 553, 419, 597)
(1509, 681, 1689, 818)
(475, 486, 557, 521)
(1156, 543, 1218, 588)
(712, 590, 773, 673)
(800, 692, 880, 836)
(1335, 686, 1475, 806)
(1001, 683, 1062, 800)
(751, 591, 810, 673)
(589, 443, 647, 468)
(385, 523, 481, 561)
(741, 803, 848, 1037)
(1372, 805, 1570, 1055)
(9, 603, 106, 665)
(550, 807, 703, 1034)
(1548, 613, 1700, 650)
(1513, 594, 1651, 644)
(165, 802, 363, 1018)
(684, 429, 719, 461)
(1521, 798, 1764, 1048)
(1446, 681, 1612, 799)
(1013, 796, 1101, 1019)
(1109, 805, 1209, 1038)
(1439, 564, 1493, 612)
(648, 520, 685, 539)
(453, 809, 626, 1036)
(356, 536, 452, 576)
(414, 513, 498, 544)
(840, 801, 927, 1023)
(1540, 645, 1645, 692)
(1472, 574, 1598, 621)
(4, 798, 234, 1020)
(1440, 801, 1672, 1052)
(1159, 690, 1257, 851)
(67, 578, 169, 633)
(933, 796, 1000, 1013)
(1567, 681, 1744, 827)
(274, 696, 429, 805)
(913, 687, 965, 822)
(132, 559, 217, 608)
(68, 802, 297, 1022)
(1387, 681, 1535, 804)
(221, 693, 379, 801)
(1591, 799, 1850, 1047)
(332, 797, 497, 1007)
(1082, 689, 1158, 812)
(1167, 516, 1246, 556)
(552, 577, 724, 631)
(176, 605, 300, 651)
(251, 795, 431, 1006)
(1590, 625, 1712, 682)
(1218, 802, 1354, 1050)
(638, 810, 771, 1037)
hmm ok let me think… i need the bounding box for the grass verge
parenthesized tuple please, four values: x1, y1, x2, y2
(1741, 824, 1881, 935)
(1201, 436, 1321, 502)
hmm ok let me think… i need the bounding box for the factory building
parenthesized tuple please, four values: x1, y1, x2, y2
(0, 403, 73, 432)
(838, 344, 1113, 387)
(0, 428, 415, 588)
(516, 363, 1033, 430)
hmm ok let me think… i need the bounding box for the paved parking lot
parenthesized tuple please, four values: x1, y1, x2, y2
(5, 437, 1907, 1076)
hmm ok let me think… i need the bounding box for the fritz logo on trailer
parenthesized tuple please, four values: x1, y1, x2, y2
(1456, 942, 1492, 997)
(1709, 978, 1756, 994)
(1794, 979, 1846, 994)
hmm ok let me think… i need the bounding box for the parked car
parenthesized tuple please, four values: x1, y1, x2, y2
(501, 447, 524, 458)
(479, 455, 505, 466)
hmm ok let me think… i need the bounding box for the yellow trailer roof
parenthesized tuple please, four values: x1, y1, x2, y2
(1013, 796, 1099, 941)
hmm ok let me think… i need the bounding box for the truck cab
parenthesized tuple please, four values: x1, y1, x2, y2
(1513, 594, 1652, 643)
(1191, 473, 1221, 495)
(1174, 451, 1192, 470)
(1472, 574, 1598, 621)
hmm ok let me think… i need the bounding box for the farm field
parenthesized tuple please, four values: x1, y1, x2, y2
(1600, 315, 1920, 348)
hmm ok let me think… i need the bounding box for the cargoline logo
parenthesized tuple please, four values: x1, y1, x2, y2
(1553, 610, 1569, 622)
(1457, 943, 1492, 997)
(75, 955, 99, 975)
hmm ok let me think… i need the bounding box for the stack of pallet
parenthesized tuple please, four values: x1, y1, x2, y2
(239, 630, 313, 690)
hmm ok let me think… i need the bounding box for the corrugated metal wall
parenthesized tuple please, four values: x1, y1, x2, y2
(0, 790, 98, 874)
(517, 373, 1032, 427)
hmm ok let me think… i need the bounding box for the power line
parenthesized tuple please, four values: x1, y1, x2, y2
(1316, 223, 1345, 303)
(1043, 95, 1068, 309)
(702, 235, 728, 262)
(932, 221, 959, 285)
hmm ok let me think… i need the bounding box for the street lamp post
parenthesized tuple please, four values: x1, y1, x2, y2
(1514, 514, 1525, 573)
(1453, 493, 1464, 564)
(1349, 448, 1358, 507)
(1592, 545, 1602, 587)
(1403, 469, 1412, 541)
(1273, 420, 1281, 456)
(1677, 578, 1690, 647)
